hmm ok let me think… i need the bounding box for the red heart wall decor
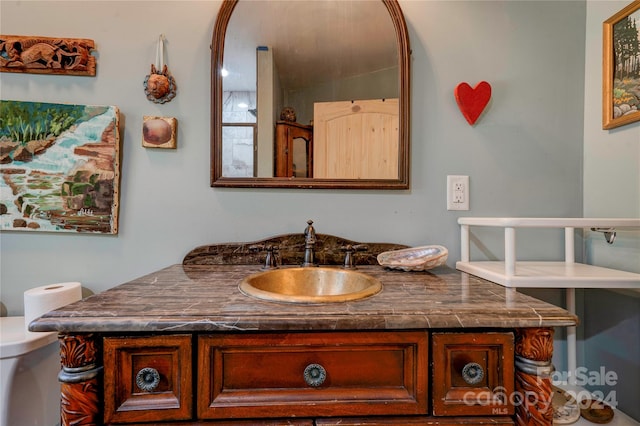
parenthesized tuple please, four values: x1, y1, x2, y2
(454, 81, 492, 125)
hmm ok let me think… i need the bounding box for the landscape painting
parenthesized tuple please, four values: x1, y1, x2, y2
(603, 1, 640, 129)
(0, 100, 121, 233)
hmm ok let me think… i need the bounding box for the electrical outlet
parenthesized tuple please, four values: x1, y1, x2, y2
(447, 175, 469, 211)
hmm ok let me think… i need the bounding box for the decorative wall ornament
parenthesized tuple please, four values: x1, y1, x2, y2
(0, 35, 96, 76)
(143, 34, 176, 104)
(602, 0, 640, 130)
(279, 106, 297, 122)
(454, 81, 492, 125)
(142, 116, 177, 149)
(0, 100, 121, 234)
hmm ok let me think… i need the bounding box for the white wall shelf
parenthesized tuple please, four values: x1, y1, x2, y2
(457, 261, 640, 288)
(456, 217, 640, 289)
(455, 217, 640, 387)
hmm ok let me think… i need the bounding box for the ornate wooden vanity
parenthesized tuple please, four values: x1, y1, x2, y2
(30, 233, 577, 426)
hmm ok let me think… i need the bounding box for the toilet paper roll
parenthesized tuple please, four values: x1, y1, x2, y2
(24, 282, 82, 330)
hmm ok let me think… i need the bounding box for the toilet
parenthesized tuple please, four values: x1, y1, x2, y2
(1, 282, 81, 426)
(0, 316, 61, 426)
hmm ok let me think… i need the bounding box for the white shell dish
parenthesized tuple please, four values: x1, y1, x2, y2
(377, 245, 448, 271)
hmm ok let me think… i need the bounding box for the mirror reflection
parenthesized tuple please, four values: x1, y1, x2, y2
(212, 0, 410, 188)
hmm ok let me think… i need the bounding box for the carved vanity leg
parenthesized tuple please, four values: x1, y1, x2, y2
(58, 333, 103, 426)
(514, 328, 555, 426)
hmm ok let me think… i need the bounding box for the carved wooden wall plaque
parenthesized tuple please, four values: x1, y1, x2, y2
(0, 35, 96, 76)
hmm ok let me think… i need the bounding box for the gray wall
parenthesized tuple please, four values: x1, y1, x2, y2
(5, 0, 637, 418)
(1, 0, 585, 309)
(581, 2, 640, 420)
(285, 67, 399, 125)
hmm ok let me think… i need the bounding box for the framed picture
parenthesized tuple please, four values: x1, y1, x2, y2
(0, 101, 121, 234)
(603, 0, 640, 130)
(142, 116, 177, 149)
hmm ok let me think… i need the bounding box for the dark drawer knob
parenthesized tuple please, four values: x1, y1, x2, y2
(462, 362, 484, 385)
(303, 363, 327, 387)
(136, 367, 160, 392)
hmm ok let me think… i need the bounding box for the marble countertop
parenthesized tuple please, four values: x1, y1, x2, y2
(30, 264, 578, 333)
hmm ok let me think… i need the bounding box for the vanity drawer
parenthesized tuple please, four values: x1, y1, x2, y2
(432, 332, 514, 416)
(103, 335, 192, 424)
(198, 331, 429, 419)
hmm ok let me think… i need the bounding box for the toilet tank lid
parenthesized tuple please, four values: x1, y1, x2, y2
(0, 317, 58, 359)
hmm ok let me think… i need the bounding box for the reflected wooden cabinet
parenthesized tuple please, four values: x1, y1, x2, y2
(274, 121, 313, 178)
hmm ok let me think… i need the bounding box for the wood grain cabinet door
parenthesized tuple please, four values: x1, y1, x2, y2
(198, 331, 429, 419)
(103, 335, 192, 423)
(432, 332, 515, 417)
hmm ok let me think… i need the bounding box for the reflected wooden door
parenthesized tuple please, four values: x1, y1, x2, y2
(313, 99, 398, 179)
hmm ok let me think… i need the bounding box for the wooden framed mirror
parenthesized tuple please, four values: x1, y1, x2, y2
(211, 0, 410, 189)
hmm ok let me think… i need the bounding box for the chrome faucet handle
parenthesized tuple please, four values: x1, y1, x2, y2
(341, 244, 368, 269)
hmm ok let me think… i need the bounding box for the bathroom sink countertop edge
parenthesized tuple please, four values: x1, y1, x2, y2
(29, 264, 578, 333)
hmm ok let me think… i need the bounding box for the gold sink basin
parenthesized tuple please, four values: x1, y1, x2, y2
(239, 267, 382, 303)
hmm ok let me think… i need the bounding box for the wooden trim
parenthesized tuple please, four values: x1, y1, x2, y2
(211, 0, 237, 186)
(59, 334, 102, 426)
(514, 328, 554, 426)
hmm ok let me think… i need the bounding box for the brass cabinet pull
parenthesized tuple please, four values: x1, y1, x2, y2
(136, 367, 160, 392)
(303, 363, 327, 387)
(461, 362, 484, 385)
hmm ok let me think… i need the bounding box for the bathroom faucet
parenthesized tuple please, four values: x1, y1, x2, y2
(249, 244, 279, 270)
(302, 220, 318, 267)
(341, 244, 368, 269)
